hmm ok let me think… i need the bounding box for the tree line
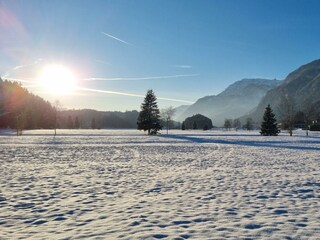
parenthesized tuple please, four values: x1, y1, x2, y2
(0, 79, 139, 134)
(1, 79, 319, 136)
(136, 89, 320, 136)
(0, 79, 56, 134)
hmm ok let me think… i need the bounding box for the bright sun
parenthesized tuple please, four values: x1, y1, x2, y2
(37, 65, 78, 95)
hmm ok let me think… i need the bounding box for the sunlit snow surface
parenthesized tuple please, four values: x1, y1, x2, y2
(0, 129, 319, 239)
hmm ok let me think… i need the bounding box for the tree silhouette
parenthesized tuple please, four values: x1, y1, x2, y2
(193, 121, 197, 129)
(91, 117, 96, 129)
(279, 93, 295, 136)
(74, 116, 80, 129)
(181, 121, 186, 130)
(137, 89, 162, 135)
(260, 104, 280, 136)
(233, 118, 241, 130)
(224, 119, 232, 130)
(67, 115, 74, 129)
(244, 117, 254, 130)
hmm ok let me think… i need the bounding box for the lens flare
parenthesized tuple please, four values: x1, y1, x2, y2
(37, 65, 77, 95)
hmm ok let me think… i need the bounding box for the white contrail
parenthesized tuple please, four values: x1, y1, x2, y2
(3, 77, 195, 104)
(2, 65, 25, 78)
(78, 87, 194, 104)
(1, 58, 43, 78)
(101, 31, 133, 46)
(84, 74, 199, 81)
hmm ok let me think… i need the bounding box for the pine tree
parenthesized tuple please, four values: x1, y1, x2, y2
(260, 104, 280, 136)
(137, 89, 162, 135)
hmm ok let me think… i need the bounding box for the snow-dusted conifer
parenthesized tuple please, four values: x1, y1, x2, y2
(260, 104, 280, 136)
(137, 89, 162, 135)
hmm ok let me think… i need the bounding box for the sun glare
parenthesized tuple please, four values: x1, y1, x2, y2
(37, 65, 78, 95)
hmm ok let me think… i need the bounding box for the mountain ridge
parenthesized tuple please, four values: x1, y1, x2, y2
(242, 59, 320, 124)
(176, 78, 281, 126)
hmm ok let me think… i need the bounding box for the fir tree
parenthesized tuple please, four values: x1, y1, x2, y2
(260, 104, 280, 136)
(137, 89, 162, 135)
(181, 121, 186, 130)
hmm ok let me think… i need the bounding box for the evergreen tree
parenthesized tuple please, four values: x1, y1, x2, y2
(244, 117, 254, 130)
(74, 116, 80, 129)
(137, 89, 162, 134)
(67, 115, 74, 129)
(260, 104, 280, 136)
(91, 117, 96, 129)
(193, 121, 197, 129)
(183, 114, 213, 130)
(181, 121, 186, 130)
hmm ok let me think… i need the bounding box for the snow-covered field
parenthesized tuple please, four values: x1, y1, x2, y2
(0, 129, 319, 239)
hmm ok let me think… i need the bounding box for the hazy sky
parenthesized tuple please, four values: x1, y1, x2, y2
(1, 0, 320, 111)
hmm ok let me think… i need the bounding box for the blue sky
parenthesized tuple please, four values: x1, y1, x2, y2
(1, 0, 320, 111)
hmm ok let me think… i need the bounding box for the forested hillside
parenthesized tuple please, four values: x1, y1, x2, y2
(0, 79, 56, 130)
(0, 79, 139, 130)
(58, 109, 139, 129)
(243, 59, 320, 126)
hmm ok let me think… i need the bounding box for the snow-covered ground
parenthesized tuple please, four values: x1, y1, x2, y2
(0, 129, 319, 239)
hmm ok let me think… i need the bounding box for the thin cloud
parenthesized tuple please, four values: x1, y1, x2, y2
(101, 31, 133, 46)
(95, 59, 109, 65)
(78, 87, 194, 104)
(172, 65, 192, 69)
(84, 74, 199, 81)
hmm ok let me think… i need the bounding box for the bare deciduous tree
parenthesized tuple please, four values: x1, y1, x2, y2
(224, 119, 232, 130)
(279, 93, 295, 136)
(233, 118, 241, 131)
(161, 106, 175, 134)
(303, 97, 316, 136)
(53, 100, 62, 137)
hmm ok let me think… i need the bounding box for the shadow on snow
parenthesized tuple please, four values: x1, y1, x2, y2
(160, 134, 320, 151)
